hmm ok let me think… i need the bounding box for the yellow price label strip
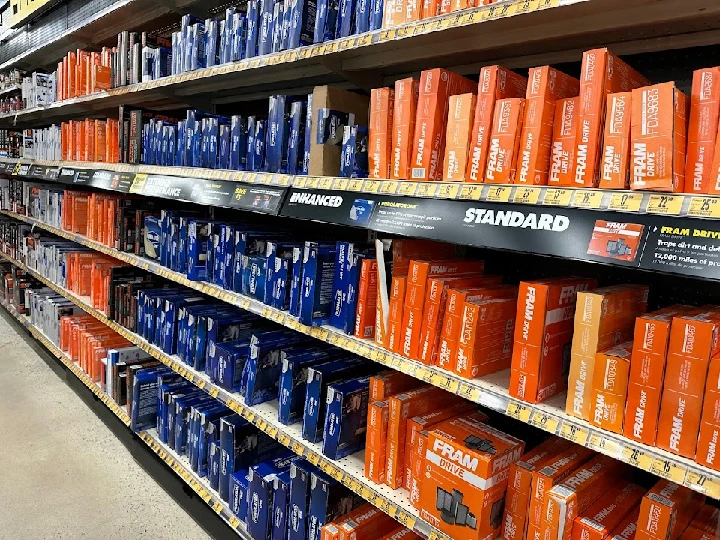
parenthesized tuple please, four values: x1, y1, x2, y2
(416, 183, 438, 197)
(436, 183, 460, 199)
(619, 446, 653, 471)
(609, 192, 643, 212)
(485, 185, 512, 202)
(542, 188, 572, 207)
(306, 177, 321, 189)
(650, 457, 687, 484)
(588, 433, 621, 457)
(379, 181, 399, 194)
(506, 401, 532, 422)
(363, 180, 381, 193)
(559, 422, 590, 445)
(572, 190, 604, 209)
(513, 186, 542, 204)
(646, 194, 684, 215)
(347, 179, 364, 192)
(315, 177, 333, 190)
(529, 410, 560, 433)
(397, 182, 418, 196)
(688, 196, 720, 218)
(460, 184, 483, 200)
(685, 470, 720, 499)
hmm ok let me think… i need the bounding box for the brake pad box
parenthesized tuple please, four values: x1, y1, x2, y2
(419, 416, 524, 540)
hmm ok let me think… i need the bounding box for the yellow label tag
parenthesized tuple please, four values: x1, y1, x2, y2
(609, 192, 643, 212)
(379, 181, 399, 194)
(436, 183, 460, 199)
(460, 184, 483, 200)
(129, 173, 148, 194)
(685, 470, 720, 499)
(650, 457, 687, 484)
(308, 453, 320, 465)
(537, 0, 560, 8)
(229, 516, 241, 528)
(620, 446, 652, 471)
(306, 177, 320, 189)
(506, 401, 532, 422)
(512, 0, 538, 14)
(688, 196, 720, 218)
(572, 190, 604, 209)
(347, 179, 364, 191)
(356, 34, 372, 47)
(543, 188, 572, 207)
(513, 186, 541, 204)
(293, 177, 307, 188)
(560, 422, 590, 445)
(397, 182, 418, 196)
(330, 178, 348, 191)
(363, 180, 381, 193)
(397, 513, 417, 530)
(529, 411, 560, 433)
(416, 183, 438, 197)
(588, 433, 620, 457)
(317, 177, 334, 190)
(485, 185, 512, 202)
(646, 194, 684, 215)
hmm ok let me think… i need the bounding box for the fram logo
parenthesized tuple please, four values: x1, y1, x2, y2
(433, 439, 479, 472)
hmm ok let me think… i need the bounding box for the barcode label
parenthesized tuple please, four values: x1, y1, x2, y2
(411, 169, 426, 179)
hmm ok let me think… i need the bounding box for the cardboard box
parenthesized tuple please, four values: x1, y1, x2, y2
(634, 480, 704, 540)
(466, 65, 527, 182)
(419, 416, 524, 540)
(337, 504, 397, 540)
(571, 482, 645, 540)
(501, 437, 572, 540)
(686, 505, 720, 536)
(624, 306, 693, 445)
(656, 310, 720, 457)
(687, 68, 720, 194)
(391, 78, 420, 180)
(694, 353, 720, 470)
(365, 400, 390, 484)
(485, 98, 526, 184)
(575, 48, 650, 187)
(370, 371, 423, 401)
(588, 342, 633, 433)
(309, 86, 369, 177)
(541, 455, 627, 540)
(599, 92, 633, 189)
(607, 509, 639, 540)
(631, 82, 689, 192)
(355, 259, 378, 339)
(443, 93, 477, 181)
(517, 66, 580, 185)
(510, 277, 597, 404)
(411, 69, 475, 180)
(548, 97, 579, 186)
(566, 284, 648, 420)
(369, 87, 395, 179)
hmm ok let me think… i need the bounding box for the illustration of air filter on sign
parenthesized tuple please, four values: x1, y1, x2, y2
(587, 220, 645, 262)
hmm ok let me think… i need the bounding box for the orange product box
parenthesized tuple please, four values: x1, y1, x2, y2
(67, 52, 77, 98)
(379, 528, 420, 540)
(501, 437, 573, 540)
(607, 510, 640, 540)
(57, 61, 64, 101)
(391, 239, 459, 275)
(385, 385, 463, 488)
(466, 65, 528, 182)
(566, 284, 649, 420)
(485, 98, 526, 184)
(599, 92, 633, 189)
(369, 87, 395, 179)
(76, 50, 89, 97)
(571, 482, 645, 540)
(686, 505, 720, 536)
(624, 305, 694, 445)
(91, 64, 112, 93)
(517, 66, 580, 186)
(337, 504, 397, 540)
(411, 68, 476, 181)
(688, 68, 720, 193)
(541, 455, 627, 540)
(409, 428, 429, 508)
(419, 416, 524, 540)
(61, 122, 70, 160)
(656, 310, 720, 458)
(355, 259, 378, 339)
(694, 352, 720, 470)
(443, 93, 477, 181)
(370, 370, 423, 401)
(71, 194, 89, 234)
(83, 118, 94, 161)
(575, 48, 650, 187)
(75, 119, 85, 161)
(589, 342, 633, 433)
(391, 78, 420, 180)
(635, 480, 704, 540)
(548, 97, 580, 186)
(631, 82, 689, 192)
(95, 120, 107, 162)
(421, 0, 440, 19)
(586, 220, 645, 262)
(510, 277, 597, 404)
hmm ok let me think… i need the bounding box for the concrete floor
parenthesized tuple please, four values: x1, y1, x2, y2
(0, 310, 214, 540)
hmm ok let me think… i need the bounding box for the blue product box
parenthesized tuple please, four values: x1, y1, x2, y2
(271, 2, 283, 53)
(302, 93, 313, 173)
(205, 18, 219, 67)
(201, 118, 210, 168)
(246, 0, 260, 58)
(209, 441, 221, 490)
(242, 254, 267, 300)
(174, 394, 215, 454)
(271, 256, 292, 310)
(335, 0, 355, 38)
(181, 14, 203, 71)
(272, 471, 291, 540)
(205, 222, 223, 284)
(232, 230, 288, 293)
(340, 125, 368, 178)
(156, 377, 187, 439)
(189, 22, 207, 71)
(177, 120, 186, 165)
(161, 295, 207, 354)
(354, 0, 370, 34)
(218, 124, 231, 169)
(246, 116, 257, 171)
(208, 117, 220, 169)
(313, 0, 338, 43)
(187, 219, 213, 281)
(316, 109, 352, 146)
(266, 95, 289, 173)
(329, 241, 350, 329)
(178, 304, 228, 363)
(254, 119, 267, 171)
(230, 115, 248, 171)
(233, 12, 248, 61)
(278, 347, 343, 425)
(302, 357, 374, 443)
(193, 308, 241, 371)
(307, 471, 364, 540)
(172, 32, 180, 75)
(167, 125, 177, 166)
(143, 215, 161, 260)
(198, 407, 232, 477)
(229, 469, 250, 521)
(219, 224, 238, 289)
(259, 0, 275, 56)
(342, 251, 366, 335)
(264, 240, 301, 305)
(216, 339, 251, 392)
(288, 246, 304, 316)
(298, 243, 337, 326)
(247, 453, 301, 540)
(167, 390, 205, 450)
(219, 415, 248, 501)
(289, 0, 317, 49)
(189, 403, 228, 473)
(322, 377, 371, 459)
(288, 460, 317, 540)
(130, 366, 172, 431)
(206, 311, 259, 366)
(281, 0, 292, 50)
(244, 330, 308, 406)
(369, 0, 383, 30)
(286, 100, 306, 174)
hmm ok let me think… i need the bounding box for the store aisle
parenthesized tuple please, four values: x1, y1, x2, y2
(0, 311, 213, 540)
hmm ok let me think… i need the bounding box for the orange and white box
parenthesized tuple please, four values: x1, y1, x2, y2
(630, 82, 689, 192)
(586, 220, 645, 262)
(624, 305, 694, 445)
(635, 480, 705, 540)
(571, 482, 645, 540)
(379, 529, 420, 540)
(467, 65, 528, 182)
(656, 310, 720, 458)
(370, 370, 423, 401)
(443, 93, 477, 181)
(599, 92, 633, 189)
(386, 275, 407, 353)
(574, 48, 649, 187)
(686, 505, 720, 536)
(419, 417, 524, 540)
(455, 297, 517, 378)
(391, 78, 420, 180)
(391, 238, 460, 276)
(365, 400, 391, 483)
(337, 504, 397, 540)
(369, 87, 395, 179)
(541, 455, 627, 540)
(485, 97, 526, 184)
(548, 97, 579, 186)
(589, 342, 633, 434)
(686, 68, 720, 194)
(355, 259, 378, 339)
(411, 68, 476, 180)
(694, 352, 720, 470)
(510, 277, 596, 404)
(607, 509, 640, 540)
(517, 66, 580, 185)
(501, 437, 572, 540)
(566, 284, 649, 421)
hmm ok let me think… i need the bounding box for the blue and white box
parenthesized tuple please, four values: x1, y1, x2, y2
(272, 471, 291, 540)
(308, 470, 363, 540)
(246, 0, 260, 58)
(288, 460, 317, 540)
(247, 453, 301, 540)
(286, 99, 307, 175)
(340, 125, 368, 178)
(289, 0, 316, 49)
(230, 115, 248, 171)
(298, 243, 337, 326)
(229, 469, 250, 521)
(322, 377, 371, 459)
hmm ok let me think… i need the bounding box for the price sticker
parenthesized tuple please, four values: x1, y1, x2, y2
(560, 422, 590, 445)
(650, 457, 687, 484)
(513, 0, 538, 13)
(397, 513, 417, 530)
(278, 433, 291, 445)
(363, 180, 381, 193)
(308, 453, 320, 466)
(209, 388, 219, 398)
(685, 470, 720, 499)
(542, 188, 572, 207)
(513, 186, 542, 204)
(588, 433, 621, 457)
(331, 178, 349, 190)
(609, 192, 643, 212)
(688, 196, 720, 218)
(347, 179, 364, 192)
(647, 194, 684, 215)
(485, 185, 512, 202)
(460, 184, 483, 200)
(212, 502, 224, 514)
(397, 182, 418, 196)
(291, 441, 304, 454)
(572, 190, 604, 209)
(538, 0, 560, 8)
(415, 366, 432, 382)
(318, 177, 334, 190)
(621, 446, 653, 471)
(506, 401, 532, 422)
(293, 177, 307, 188)
(229, 516, 242, 528)
(379, 181, 399, 194)
(306, 177, 321, 189)
(430, 372, 459, 392)
(416, 183, 438, 197)
(529, 410, 560, 433)
(437, 183, 460, 199)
